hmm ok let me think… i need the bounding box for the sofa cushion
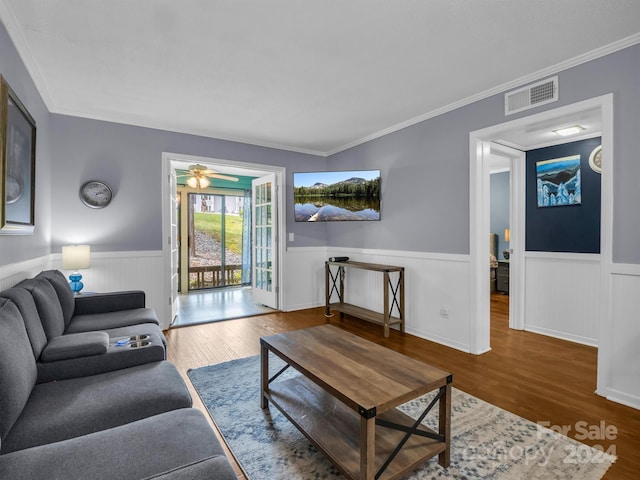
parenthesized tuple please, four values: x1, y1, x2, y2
(66, 308, 159, 333)
(1, 361, 192, 453)
(39, 332, 109, 362)
(0, 287, 48, 359)
(36, 270, 76, 327)
(0, 409, 236, 480)
(143, 457, 237, 480)
(0, 299, 37, 443)
(36, 330, 166, 383)
(15, 278, 66, 340)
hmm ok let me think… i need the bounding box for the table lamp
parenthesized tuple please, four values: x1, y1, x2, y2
(62, 245, 91, 294)
(503, 228, 511, 260)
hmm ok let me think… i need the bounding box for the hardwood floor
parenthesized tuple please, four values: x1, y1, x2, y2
(165, 294, 638, 479)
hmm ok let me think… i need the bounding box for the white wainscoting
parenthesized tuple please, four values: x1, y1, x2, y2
(4, 248, 637, 409)
(523, 252, 600, 346)
(282, 246, 329, 311)
(0, 255, 53, 290)
(287, 246, 472, 352)
(0, 251, 167, 329)
(55, 251, 168, 329)
(605, 263, 640, 409)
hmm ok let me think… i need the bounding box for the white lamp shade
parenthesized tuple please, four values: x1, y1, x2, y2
(187, 176, 210, 189)
(62, 245, 91, 270)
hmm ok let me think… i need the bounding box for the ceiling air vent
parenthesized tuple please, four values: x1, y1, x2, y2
(505, 76, 558, 115)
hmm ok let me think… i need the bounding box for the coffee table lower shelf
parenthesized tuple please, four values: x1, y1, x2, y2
(264, 374, 446, 480)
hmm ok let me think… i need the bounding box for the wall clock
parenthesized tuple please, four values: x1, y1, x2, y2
(79, 181, 113, 208)
(589, 145, 602, 174)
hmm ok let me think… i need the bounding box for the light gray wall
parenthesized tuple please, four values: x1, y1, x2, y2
(490, 172, 510, 260)
(326, 44, 640, 264)
(49, 114, 328, 252)
(0, 21, 52, 267)
(3, 12, 639, 266)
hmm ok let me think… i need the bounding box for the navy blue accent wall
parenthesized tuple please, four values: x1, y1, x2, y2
(526, 137, 601, 253)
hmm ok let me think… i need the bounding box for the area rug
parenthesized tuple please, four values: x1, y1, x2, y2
(188, 356, 615, 480)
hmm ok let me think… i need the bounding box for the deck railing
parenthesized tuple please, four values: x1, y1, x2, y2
(189, 264, 243, 289)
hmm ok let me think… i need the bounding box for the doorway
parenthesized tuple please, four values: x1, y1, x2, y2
(489, 151, 513, 329)
(179, 189, 251, 292)
(161, 153, 285, 327)
(469, 94, 613, 397)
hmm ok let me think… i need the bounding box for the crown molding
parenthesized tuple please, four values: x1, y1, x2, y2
(48, 105, 329, 157)
(2, 1, 638, 158)
(326, 33, 640, 156)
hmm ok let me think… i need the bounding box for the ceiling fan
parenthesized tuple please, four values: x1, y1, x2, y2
(178, 164, 239, 189)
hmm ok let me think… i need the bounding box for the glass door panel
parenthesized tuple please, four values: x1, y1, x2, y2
(187, 192, 246, 290)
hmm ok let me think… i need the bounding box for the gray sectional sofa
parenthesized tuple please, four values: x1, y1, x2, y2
(0, 270, 236, 480)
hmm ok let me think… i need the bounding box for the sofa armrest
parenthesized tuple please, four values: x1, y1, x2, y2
(40, 332, 109, 362)
(74, 291, 146, 314)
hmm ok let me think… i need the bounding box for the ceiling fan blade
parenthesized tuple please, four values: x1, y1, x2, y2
(208, 173, 239, 182)
(184, 164, 238, 182)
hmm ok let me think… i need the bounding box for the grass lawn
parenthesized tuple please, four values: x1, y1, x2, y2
(194, 212, 244, 255)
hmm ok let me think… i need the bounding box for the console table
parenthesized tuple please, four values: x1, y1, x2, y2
(325, 260, 404, 337)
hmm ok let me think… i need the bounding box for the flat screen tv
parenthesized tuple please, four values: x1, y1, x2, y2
(293, 170, 381, 222)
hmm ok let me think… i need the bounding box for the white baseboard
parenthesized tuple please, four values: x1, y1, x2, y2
(602, 387, 640, 411)
(405, 326, 472, 353)
(525, 325, 598, 347)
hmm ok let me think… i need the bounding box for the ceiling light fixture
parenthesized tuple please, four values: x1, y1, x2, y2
(186, 175, 210, 190)
(179, 164, 238, 190)
(552, 125, 585, 136)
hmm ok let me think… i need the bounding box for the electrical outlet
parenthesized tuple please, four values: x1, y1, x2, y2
(288, 232, 295, 242)
(440, 307, 449, 319)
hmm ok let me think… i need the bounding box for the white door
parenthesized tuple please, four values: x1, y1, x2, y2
(169, 169, 179, 323)
(252, 173, 278, 308)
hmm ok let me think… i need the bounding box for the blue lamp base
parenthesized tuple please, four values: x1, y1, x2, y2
(68, 272, 84, 294)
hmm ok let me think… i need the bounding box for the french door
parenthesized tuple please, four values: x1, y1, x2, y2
(251, 174, 278, 308)
(169, 170, 179, 323)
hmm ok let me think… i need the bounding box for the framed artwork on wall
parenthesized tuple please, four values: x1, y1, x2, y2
(536, 155, 581, 208)
(0, 75, 36, 234)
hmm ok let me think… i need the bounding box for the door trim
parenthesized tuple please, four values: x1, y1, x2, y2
(161, 153, 286, 321)
(469, 94, 614, 397)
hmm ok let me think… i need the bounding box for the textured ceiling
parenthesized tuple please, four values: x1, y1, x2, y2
(1, 0, 639, 155)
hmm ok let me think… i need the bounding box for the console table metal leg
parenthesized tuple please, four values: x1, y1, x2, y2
(325, 263, 330, 317)
(383, 272, 390, 337)
(339, 266, 345, 319)
(400, 271, 405, 334)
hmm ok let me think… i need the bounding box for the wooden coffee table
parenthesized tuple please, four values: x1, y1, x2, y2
(260, 324, 452, 480)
